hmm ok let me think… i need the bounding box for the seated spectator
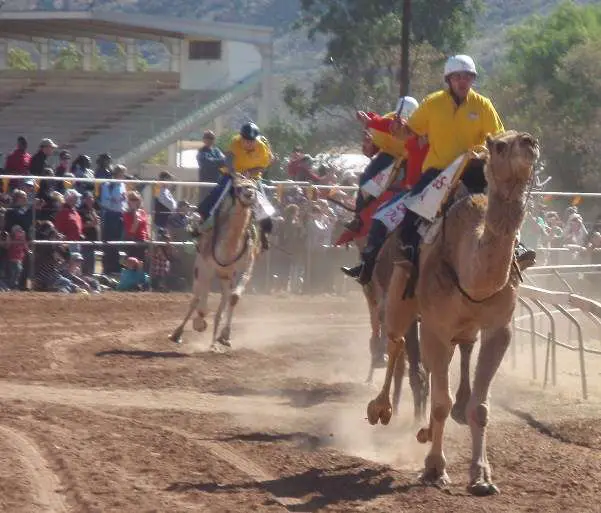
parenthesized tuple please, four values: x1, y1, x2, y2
(117, 256, 149, 291)
(6, 224, 27, 289)
(32, 221, 74, 292)
(123, 190, 149, 263)
(61, 252, 101, 293)
(54, 189, 83, 251)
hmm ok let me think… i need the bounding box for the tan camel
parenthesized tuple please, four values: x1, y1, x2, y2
(169, 175, 259, 351)
(368, 130, 539, 495)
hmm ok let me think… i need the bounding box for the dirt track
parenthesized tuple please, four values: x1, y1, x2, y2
(1, 292, 600, 513)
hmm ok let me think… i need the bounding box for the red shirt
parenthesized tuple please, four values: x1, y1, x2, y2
(54, 205, 83, 242)
(5, 149, 31, 174)
(123, 209, 149, 241)
(403, 135, 429, 189)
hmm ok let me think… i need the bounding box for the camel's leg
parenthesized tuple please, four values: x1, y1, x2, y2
(419, 324, 454, 489)
(367, 263, 416, 425)
(216, 258, 255, 349)
(466, 325, 510, 497)
(364, 282, 384, 384)
(451, 341, 476, 425)
(391, 344, 406, 416)
(192, 257, 212, 333)
(169, 254, 211, 344)
(406, 320, 429, 424)
(211, 277, 231, 350)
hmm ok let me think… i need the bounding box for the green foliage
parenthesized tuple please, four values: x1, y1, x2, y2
(505, 1, 601, 90)
(146, 148, 168, 165)
(53, 43, 83, 70)
(7, 48, 36, 71)
(485, 2, 601, 191)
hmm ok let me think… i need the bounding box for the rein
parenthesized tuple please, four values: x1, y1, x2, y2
(439, 148, 530, 304)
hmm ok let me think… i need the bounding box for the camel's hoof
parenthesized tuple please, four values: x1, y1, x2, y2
(416, 427, 432, 444)
(192, 317, 208, 333)
(217, 337, 232, 348)
(366, 398, 392, 426)
(169, 328, 183, 344)
(169, 332, 183, 345)
(468, 480, 500, 496)
(371, 354, 387, 369)
(451, 403, 468, 425)
(420, 469, 451, 489)
(210, 341, 231, 354)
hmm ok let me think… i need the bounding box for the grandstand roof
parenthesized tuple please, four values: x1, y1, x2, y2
(0, 10, 273, 46)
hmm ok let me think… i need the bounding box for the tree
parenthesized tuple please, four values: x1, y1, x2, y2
(285, 0, 478, 125)
(7, 48, 36, 71)
(53, 43, 82, 70)
(485, 2, 601, 192)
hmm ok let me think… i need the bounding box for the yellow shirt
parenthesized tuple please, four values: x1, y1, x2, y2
(369, 111, 407, 159)
(228, 134, 273, 179)
(407, 89, 504, 171)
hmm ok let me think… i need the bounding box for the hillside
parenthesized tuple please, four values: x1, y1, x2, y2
(4, 0, 596, 74)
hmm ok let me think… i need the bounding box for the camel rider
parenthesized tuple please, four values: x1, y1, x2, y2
(345, 96, 420, 233)
(342, 54, 537, 285)
(341, 131, 429, 284)
(197, 121, 274, 251)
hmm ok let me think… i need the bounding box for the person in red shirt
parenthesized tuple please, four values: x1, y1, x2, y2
(53, 189, 84, 250)
(7, 224, 28, 289)
(123, 190, 149, 263)
(4, 136, 31, 191)
(342, 134, 429, 284)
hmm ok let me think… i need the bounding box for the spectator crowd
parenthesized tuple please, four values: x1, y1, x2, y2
(6, 131, 596, 296)
(0, 133, 361, 295)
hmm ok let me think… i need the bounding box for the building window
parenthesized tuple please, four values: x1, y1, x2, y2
(188, 40, 222, 61)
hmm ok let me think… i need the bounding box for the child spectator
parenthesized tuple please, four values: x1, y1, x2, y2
(7, 225, 27, 289)
(117, 256, 149, 291)
(123, 190, 149, 263)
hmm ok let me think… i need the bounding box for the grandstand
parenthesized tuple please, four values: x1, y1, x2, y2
(0, 10, 274, 167)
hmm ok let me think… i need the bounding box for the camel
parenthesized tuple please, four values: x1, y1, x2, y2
(367, 130, 539, 495)
(169, 175, 260, 351)
(332, 191, 428, 423)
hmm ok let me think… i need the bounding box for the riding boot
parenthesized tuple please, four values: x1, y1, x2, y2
(514, 241, 536, 270)
(341, 219, 388, 285)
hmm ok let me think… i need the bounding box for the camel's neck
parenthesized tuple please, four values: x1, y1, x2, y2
(459, 181, 528, 299)
(214, 200, 251, 264)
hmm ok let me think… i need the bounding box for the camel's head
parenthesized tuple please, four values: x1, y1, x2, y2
(231, 176, 258, 207)
(485, 131, 540, 198)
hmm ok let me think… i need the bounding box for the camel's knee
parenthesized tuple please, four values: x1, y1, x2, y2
(230, 293, 239, 307)
(432, 394, 453, 423)
(468, 402, 489, 428)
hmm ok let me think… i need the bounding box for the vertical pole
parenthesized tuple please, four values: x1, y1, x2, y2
(400, 0, 411, 96)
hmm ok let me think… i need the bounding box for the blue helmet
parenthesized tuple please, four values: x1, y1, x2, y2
(240, 121, 260, 141)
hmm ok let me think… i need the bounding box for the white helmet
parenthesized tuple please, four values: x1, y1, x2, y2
(395, 96, 419, 118)
(444, 55, 478, 79)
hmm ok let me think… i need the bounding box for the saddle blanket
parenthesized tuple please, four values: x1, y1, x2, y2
(372, 153, 468, 231)
(403, 153, 467, 222)
(360, 161, 395, 198)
